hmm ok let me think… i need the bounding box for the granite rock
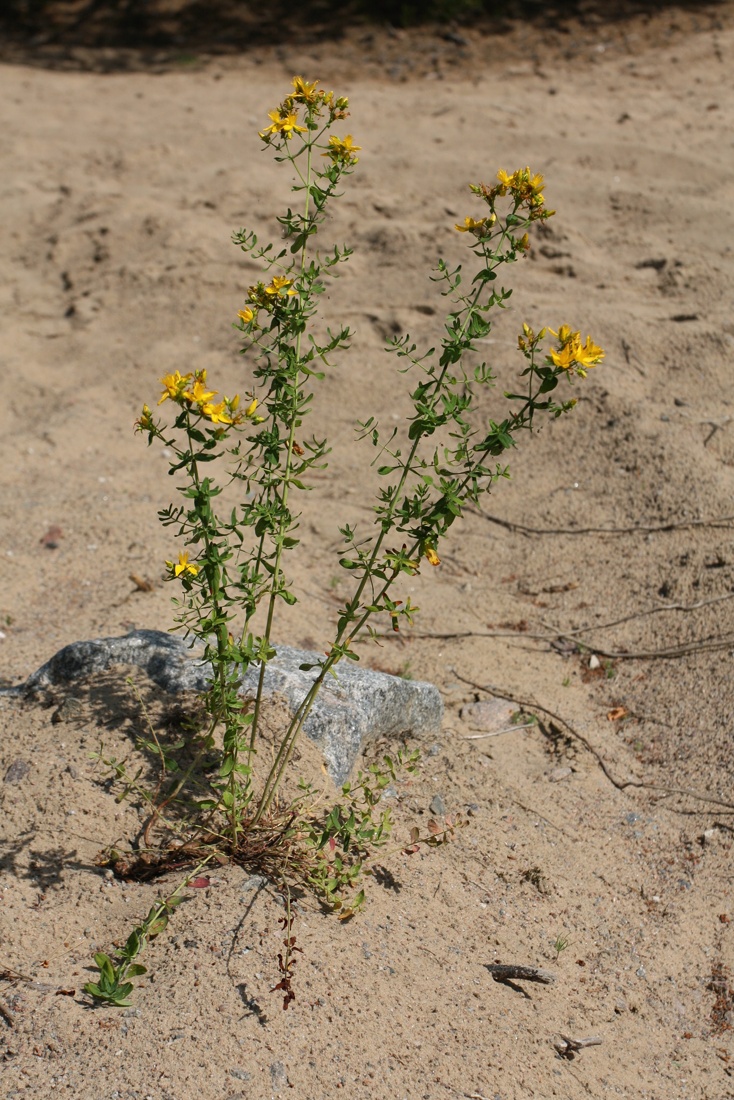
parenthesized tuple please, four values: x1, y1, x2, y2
(1, 630, 443, 783)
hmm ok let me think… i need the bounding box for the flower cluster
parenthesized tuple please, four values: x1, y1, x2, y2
(496, 167, 545, 207)
(547, 325, 605, 376)
(155, 369, 252, 425)
(259, 76, 349, 145)
(322, 134, 361, 166)
(468, 167, 554, 223)
(237, 276, 298, 329)
(517, 322, 604, 378)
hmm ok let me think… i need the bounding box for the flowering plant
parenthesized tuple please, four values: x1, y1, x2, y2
(85, 78, 602, 1009)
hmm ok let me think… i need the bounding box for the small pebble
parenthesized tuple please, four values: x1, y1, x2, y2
(429, 794, 446, 816)
(460, 698, 514, 730)
(549, 766, 572, 783)
(270, 1061, 288, 1089)
(240, 874, 267, 892)
(230, 1068, 251, 1082)
(4, 759, 30, 784)
(614, 998, 628, 1014)
(589, 654, 601, 670)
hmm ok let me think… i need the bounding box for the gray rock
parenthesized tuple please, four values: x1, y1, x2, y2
(1, 630, 443, 784)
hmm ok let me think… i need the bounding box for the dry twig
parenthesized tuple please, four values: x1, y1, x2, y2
(464, 722, 535, 740)
(554, 1034, 603, 1059)
(487, 964, 556, 985)
(409, 593, 734, 659)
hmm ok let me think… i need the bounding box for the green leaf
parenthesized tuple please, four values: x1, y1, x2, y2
(147, 914, 169, 937)
(94, 953, 116, 985)
(124, 930, 141, 957)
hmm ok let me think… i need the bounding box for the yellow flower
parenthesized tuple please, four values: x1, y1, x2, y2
(291, 76, 321, 103)
(496, 169, 514, 190)
(158, 370, 192, 405)
(424, 546, 441, 567)
(166, 551, 199, 578)
(237, 306, 256, 325)
(265, 275, 297, 297)
(322, 134, 361, 164)
(184, 373, 217, 406)
(549, 343, 577, 370)
(201, 401, 232, 425)
(259, 110, 307, 140)
(551, 324, 575, 346)
(455, 215, 494, 237)
(245, 398, 258, 417)
(575, 336, 605, 367)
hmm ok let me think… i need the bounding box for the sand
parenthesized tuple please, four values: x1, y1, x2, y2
(1, 6, 733, 1098)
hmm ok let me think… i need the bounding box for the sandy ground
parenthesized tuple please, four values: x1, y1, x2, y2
(1, 6, 734, 1098)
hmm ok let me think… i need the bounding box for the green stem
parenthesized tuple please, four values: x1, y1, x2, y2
(185, 413, 240, 838)
(248, 131, 316, 766)
(252, 226, 531, 821)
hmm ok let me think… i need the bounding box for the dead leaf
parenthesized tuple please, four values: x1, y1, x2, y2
(129, 574, 154, 592)
(40, 525, 63, 549)
(607, 706, 628, 721)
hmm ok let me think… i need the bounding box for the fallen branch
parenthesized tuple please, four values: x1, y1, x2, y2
(540, 592, 734, 638)
(413, 629, 734, 659)
(547, 632, 734, 661)
(408, 593, 734, 657)
(451, 670, 734, 813)
(476, 512, 734, 537)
